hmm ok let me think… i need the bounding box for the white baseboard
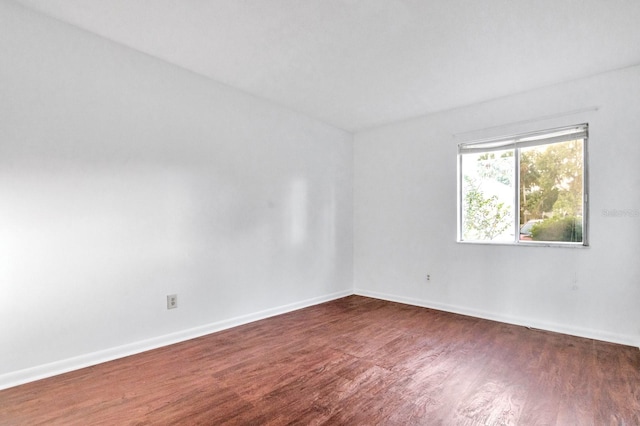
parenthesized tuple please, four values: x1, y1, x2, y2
(0, 290, 352, 391)
(4, 288, 636, 390)
(354, 288, 640, 348)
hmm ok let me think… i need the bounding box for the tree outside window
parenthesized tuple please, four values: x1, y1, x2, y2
(458, 125, 587, 245)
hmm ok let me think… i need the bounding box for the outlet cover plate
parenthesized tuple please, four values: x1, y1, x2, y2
(167, 294, 178, 310)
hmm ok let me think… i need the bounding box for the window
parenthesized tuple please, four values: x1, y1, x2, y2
(457, 124, 588, 246)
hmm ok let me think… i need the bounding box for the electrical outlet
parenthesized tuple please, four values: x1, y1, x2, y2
(167, 294, 178, 310)
(426, 274, 431, 282)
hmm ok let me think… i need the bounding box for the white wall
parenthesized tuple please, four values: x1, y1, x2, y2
(354, 65, 640, 347)
(0, 2, 353, 388)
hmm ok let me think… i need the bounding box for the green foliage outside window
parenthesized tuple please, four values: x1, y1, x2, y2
(530, 216, 583, 242)
(463, 175, 512, 240)
(520, 140, 583, 225)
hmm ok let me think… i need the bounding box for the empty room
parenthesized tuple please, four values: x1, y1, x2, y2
(1, 0, 639, 424)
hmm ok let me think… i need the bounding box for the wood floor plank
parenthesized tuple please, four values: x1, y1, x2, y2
(1, 295, 639, 425)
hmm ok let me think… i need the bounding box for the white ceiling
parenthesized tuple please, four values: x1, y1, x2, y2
(12, 0, 640, 132)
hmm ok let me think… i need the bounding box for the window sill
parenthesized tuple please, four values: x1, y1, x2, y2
(456, 240, 589, 248)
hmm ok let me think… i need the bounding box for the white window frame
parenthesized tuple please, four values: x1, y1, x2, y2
(457, 123, 589, 247)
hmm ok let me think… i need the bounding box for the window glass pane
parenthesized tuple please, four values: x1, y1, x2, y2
(518, 139, 583, 243)
(461, 149, 515, 242)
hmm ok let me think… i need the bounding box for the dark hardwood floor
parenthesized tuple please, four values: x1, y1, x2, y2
(1, 295, 639, 425)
